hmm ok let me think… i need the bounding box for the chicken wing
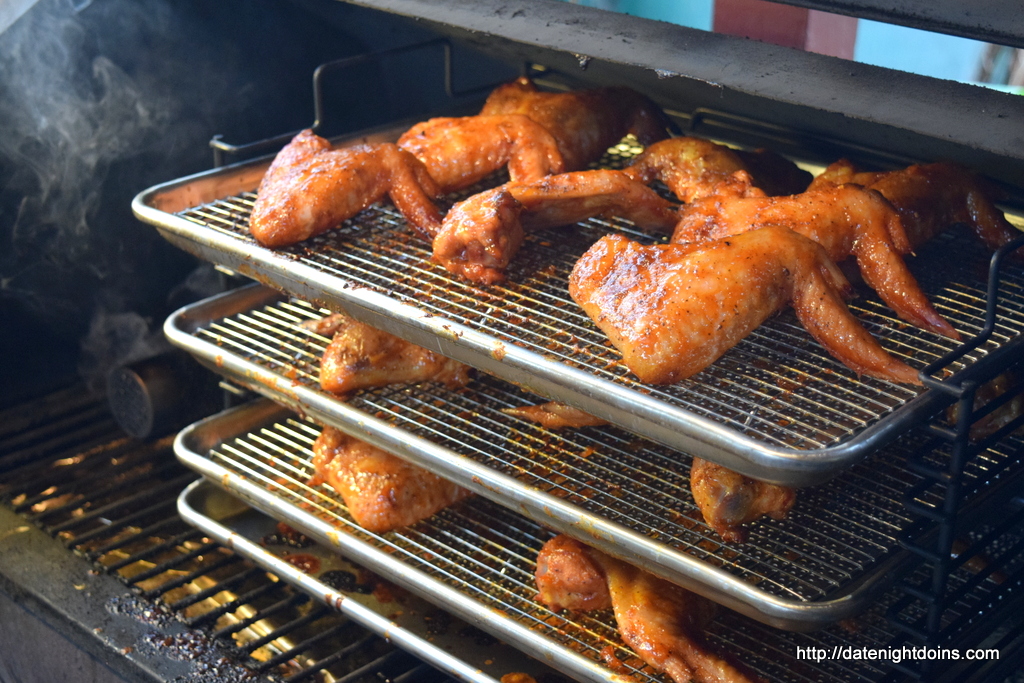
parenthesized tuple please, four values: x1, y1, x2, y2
(480, 77, 671, 171)
(502, 402, 609, 429)
(569, 229, 921, 385)
(808, 159, 1022, 254)
(396, 114, 565, 192)
(316, 313, 470, 395)
(433, 169, 678, 284)
(671, 185, 958, 339)
(535, 535, 761, 683)
(249, 130, 443, 246)
(623, 137, 811, 203)
(311, 425, 472, 533)
(689, 458, 795, 543)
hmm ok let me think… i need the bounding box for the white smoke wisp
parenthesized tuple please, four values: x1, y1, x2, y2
(78, 307, 171, 394)
(0, 1, 177, 272)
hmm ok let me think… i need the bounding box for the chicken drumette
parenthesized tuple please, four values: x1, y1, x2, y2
(480, 76, 670, 171)
(689, 458, 796, 544)
(311, 426, 472, 533)
(433, 169, 677, 284)
(536, 534, 762, 683)
(312, 313, 470, 396)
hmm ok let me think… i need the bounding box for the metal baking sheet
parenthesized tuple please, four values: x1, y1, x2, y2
(165, 285, 1024, 629)
(133, 130, 1024, 482)
(176, 479, 543, 683)
(173, 402, 1023, 683)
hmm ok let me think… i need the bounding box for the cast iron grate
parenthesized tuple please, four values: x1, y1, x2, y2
(0, 387, 461, 683)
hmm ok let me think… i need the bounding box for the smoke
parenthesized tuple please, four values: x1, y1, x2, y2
(0, 0, 436, 393)
(0, 0, 256, 390)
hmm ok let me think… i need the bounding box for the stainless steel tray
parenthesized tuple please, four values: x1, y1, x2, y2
(165, 285, 1024, 630)
(177, 479, 542, 683)
(173, 401, 1022, 683)
(133, 132, 1024, 482)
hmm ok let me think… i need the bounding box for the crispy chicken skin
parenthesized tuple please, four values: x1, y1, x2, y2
(624, 137, 759, 202)
(569, 229, 921, 385)
(396, 115, 565, 193)
(310, 426, 472, 533)
(623, 137, 811, 203)
(689, 458, 796, 544)
(316, 313, 470, 395)
(808, 159, 1022, 254)
(249, 130, 443, 247)
(433, 169, 678, 284)
(502, 402, 610, 429)
(480, 77, 671, 171)
(536, 535, 761, 683)
(671, 185, 959, 339)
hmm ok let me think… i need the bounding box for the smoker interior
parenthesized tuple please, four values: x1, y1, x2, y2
(5, 0, 1024, 681)
(144, 4, 1024, 679)
(0, 387, 512, 683)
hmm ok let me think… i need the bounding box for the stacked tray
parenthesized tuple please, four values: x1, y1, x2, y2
(175, 402, 1024, 683)
(165, 284, 1024, 630)
(133, 132, 1024, 484)
(176, 479, 548, 683)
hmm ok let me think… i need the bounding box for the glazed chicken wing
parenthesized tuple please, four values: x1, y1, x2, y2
(396, 114, 565, 193)
(535, 535, 761, 683)
(249, 130, 442, 247)
(315, 313, 470, 395)
(569, 229, 921, 385)
(689, 458, 796, 544)
(433, 169, 678, 284)
(311, 426, 472, 533)
(671, 185, 958, 339)
(623, 137, 811, 203)
(480, 77, 670, 171)
(808, 159, 1022, 254)
(503, 402, 609, 429)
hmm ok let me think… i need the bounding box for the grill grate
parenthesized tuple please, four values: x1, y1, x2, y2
(188, 294, 1024, 608)
(198, 409, 1024, 683)
(0, 389, 464, 683)
(170, 140, 1024, 454)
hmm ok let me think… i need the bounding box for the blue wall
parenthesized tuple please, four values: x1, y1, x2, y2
(854, 19, 988, 83)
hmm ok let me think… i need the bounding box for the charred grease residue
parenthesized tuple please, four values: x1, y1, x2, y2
(320, 569, 375, 594)
(423, 609, 451, 636)
(260, 522, 314, 548)
(139, 630, 257, 682)
(457, 624, 498, 646)
(106, 594, 174, 627)
(281, 553, 321, 574)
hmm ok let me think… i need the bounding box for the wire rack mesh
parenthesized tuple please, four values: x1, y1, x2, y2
(182, 293, 1024, 611)
(168, 139, 1024, 454)
(197, 409, 1024, 683)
